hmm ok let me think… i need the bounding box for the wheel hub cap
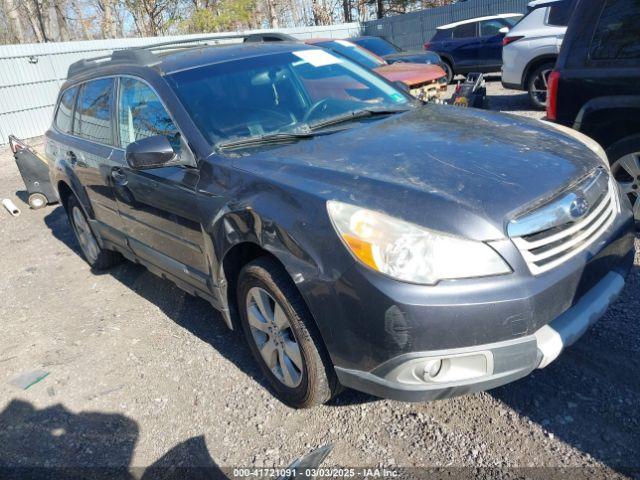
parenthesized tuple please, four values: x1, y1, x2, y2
(71, 206, 99, 263)
(246, 287, 303, 388)
(611, 152, 640, 221)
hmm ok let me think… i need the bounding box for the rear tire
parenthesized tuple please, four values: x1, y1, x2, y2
(527, 63, 555, 110)
(237, 256, 337, 408)
(28, 193, 47, 210)
(66, 195, 123, 270)
(607, 136, 640, 223)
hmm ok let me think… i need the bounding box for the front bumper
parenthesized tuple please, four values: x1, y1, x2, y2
(335, 270, 626, 402)
(316, 202, 635, 402)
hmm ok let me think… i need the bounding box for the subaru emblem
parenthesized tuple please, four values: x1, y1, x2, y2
(569, 195, 589, 219)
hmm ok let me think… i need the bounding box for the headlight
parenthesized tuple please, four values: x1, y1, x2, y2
(540, 120, 609, 167)
(327, 201, 511, 285)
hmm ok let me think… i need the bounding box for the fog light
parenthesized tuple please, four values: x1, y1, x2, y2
(423, 358, 443, 380)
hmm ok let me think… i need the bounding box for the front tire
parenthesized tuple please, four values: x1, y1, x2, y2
(527, 63, 554, 110)
(608, 136, 640, 223)
(441, 60, 454, 84)
(66, 195, 122, 270)
(237, 257, 337, 408)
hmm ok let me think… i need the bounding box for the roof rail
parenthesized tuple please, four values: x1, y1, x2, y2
(66, 33, 255, 79)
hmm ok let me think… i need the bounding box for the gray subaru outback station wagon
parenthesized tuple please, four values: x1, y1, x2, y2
(46, 39, 635, 408)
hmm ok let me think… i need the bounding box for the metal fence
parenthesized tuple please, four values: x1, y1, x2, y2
(363, 0, 530, 51)
(0, 23, 361, 145)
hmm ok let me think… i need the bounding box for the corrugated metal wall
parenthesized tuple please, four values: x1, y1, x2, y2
(363, 0, 530, 51)
(0, 23, 361, 145)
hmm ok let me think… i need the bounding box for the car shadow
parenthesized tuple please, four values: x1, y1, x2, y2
(490, 263, 640, 475)
(0, 399, 227, 479)
(43, 205, 379, 408)
(485, 92, 539, 113)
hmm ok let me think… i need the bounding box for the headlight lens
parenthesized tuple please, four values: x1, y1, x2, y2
(540, 120, 609, 167)
(327, 201, 511, 285)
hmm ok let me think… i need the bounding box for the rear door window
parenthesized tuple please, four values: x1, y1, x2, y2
(453, 22, 477, 39)
(74, 78, 114, 145)
(547, 0, 576, 26)
(590, 0, 640, 60)
(54, 86, 78, 134)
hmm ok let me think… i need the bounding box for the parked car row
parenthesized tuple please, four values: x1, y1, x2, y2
(24, 27, 635, 409)
(359, 0, 639, 221)
(245, 32, 448, 101)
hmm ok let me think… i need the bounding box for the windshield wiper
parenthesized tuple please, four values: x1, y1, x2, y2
(216, 131, 315, 151)
(308, 107, 410, 131)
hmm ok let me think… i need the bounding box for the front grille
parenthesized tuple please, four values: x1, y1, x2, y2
(511, 176, 619, 275)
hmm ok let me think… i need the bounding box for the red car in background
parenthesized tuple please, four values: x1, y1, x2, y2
(305, 39, 448, 101)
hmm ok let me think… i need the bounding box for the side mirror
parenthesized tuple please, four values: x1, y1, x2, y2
(125, 135, 181, 170)
(393, 80, 410, 92)
(499, 27, 509, 35)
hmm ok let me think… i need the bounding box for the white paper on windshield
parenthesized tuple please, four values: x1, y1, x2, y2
(292, 49, 342, 67)
(335, 39, 355, 47)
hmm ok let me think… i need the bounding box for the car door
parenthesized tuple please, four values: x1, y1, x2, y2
(111, 76, 210, 294)
(478, 19, 508, 68)
(450, 22, 480, 69)
(69, 77, 127, 248)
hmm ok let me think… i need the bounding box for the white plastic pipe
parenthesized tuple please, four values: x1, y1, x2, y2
(2, 198, 20, 217)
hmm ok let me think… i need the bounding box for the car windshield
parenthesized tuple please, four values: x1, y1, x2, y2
(167, 49, 412, 146)
(316, 40, 386, 69)
(354, 37, 400, 56)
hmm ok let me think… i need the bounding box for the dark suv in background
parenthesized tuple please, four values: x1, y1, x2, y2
(425, 13, 522, 82)
(548, 0, 640, 221)
(46, 38, 634, 408)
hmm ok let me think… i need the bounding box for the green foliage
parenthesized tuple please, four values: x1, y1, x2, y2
(186, 0, 257, 32)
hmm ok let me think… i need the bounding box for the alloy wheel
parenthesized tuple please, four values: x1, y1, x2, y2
(71, 206, 100, 263)
(530, 68, 552, 107)
(246, 287, 303, 388)
(611, 152, 640, 221)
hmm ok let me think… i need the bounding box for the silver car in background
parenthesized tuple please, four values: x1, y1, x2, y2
(501, 0, 576, 109)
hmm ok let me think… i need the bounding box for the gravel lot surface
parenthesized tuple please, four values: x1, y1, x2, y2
(0, 78, 638, 478)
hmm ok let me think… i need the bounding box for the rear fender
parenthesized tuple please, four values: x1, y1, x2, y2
(574, 96, 640, 150)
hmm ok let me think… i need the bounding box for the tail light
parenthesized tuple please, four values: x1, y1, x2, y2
(423, 42, 431, 50)
(546, 70, 561, 121)
(502, 35, 524, 46)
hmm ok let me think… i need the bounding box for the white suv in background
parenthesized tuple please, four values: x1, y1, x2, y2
(501, 0, 576, 109)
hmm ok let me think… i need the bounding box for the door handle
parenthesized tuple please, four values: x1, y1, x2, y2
(111, 168, 127, 185)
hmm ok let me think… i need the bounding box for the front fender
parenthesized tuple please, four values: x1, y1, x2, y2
(197, 162, 355, 349)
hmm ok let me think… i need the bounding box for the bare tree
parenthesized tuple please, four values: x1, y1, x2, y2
(2, 0, 26, 42)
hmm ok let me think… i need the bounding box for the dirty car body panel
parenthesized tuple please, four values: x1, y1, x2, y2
(47, 41, 635, 403)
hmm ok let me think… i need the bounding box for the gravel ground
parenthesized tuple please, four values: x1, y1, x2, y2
(0, 78, 638, 478)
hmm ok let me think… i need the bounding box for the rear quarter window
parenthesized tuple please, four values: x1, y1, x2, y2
(432, 29, 452, 41)
(453, 22, 477, 39)
(590, 0, 640, 60)
(54, 87, 77, 134)
(547, 0, 576, 26)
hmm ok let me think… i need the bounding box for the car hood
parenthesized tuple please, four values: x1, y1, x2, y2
(383, 50, 441, 64)
(374, 63, 446, 86)
(231, 105, 605, 241)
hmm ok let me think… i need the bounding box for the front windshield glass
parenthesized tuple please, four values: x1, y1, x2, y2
(354, 37, 399, 56)
(167, 49, 411, 146)
(317, 40, 386, 69)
